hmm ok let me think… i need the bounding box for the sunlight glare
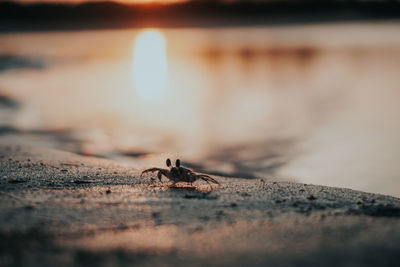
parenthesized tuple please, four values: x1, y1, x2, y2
(133, 30, 168, 101)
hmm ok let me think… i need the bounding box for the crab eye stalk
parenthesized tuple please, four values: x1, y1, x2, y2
(176, 159, 181, 168)
(166, 158, 172, 168)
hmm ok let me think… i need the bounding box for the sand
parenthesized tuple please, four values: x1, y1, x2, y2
(1, 141, 400, 266)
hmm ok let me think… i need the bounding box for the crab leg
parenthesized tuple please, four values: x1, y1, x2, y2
(196, 174, 221, 185)
(141, 168, 170, 182)
(141, 168, 163, 176)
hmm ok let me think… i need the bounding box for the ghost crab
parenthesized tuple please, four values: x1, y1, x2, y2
(141, 158, 220, 188)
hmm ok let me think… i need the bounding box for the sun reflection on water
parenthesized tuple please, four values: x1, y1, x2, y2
(129, 28, 204, 144)
(133, 29, 168, 101)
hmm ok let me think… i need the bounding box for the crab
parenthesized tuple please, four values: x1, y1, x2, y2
(141, 158, 220, 187)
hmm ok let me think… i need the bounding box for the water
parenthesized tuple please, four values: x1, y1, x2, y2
(0, 22, 400, 197)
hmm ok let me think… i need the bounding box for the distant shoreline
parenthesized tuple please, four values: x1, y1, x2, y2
(1, 1, 400, 32)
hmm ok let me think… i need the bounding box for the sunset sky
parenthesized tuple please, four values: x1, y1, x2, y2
(11, 0, 190, 3)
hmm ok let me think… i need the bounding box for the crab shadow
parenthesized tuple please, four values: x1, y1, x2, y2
(168, 186, 218, 200)
(170, 184, 202, 190)
(168, 184, 220, 199)
(166, 184, 214, 192)
(148, 184, 219, 199)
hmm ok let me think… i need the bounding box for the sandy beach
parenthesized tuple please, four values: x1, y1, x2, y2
(1, 140, 399, 266)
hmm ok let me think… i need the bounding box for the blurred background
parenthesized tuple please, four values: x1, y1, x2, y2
(0, 0, 400, 196)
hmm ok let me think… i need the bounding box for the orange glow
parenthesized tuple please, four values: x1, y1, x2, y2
(14, 0, 189, 4)
(122, 0, 188, 3)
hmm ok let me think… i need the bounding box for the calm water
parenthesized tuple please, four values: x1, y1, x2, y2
(1, 22, 400, 197)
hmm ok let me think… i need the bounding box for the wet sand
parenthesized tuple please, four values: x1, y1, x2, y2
(1, 141, 400, 266)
